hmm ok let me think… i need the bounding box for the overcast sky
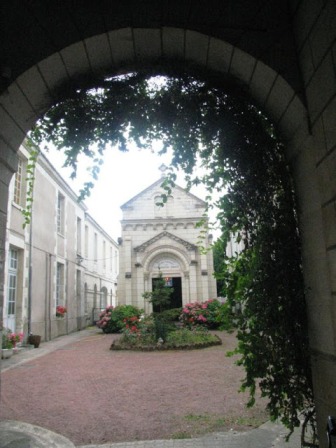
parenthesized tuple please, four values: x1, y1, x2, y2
(43, 144, 218, 242)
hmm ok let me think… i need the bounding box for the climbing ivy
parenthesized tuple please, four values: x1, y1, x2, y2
(29, 69, 314, 434)
(21, 141, 39, 227)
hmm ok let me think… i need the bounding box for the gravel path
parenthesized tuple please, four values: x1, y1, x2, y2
(0, 330, 268, 446)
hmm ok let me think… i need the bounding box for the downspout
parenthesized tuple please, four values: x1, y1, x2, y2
(44, 252, 48, 341)
(49, 254, 52, 341)
(66, 260, 69, 334)
(26, 147, 39, 336)
(27, 206, 33, 336)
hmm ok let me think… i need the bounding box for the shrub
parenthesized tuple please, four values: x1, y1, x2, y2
(96, 304, 143, 333)
(153, 317, 170, 341)
(121, 316, 156, 346)
(214, 301, 235, 331)
(179, 299, 234, 330)
(159, 307, 182, 323)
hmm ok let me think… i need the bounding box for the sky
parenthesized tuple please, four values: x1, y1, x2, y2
(42, 143, 219, 242)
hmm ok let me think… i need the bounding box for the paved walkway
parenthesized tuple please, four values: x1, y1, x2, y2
(0, 329, 302, 448)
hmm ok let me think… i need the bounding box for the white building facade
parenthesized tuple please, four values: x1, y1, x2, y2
(3, 143, 118, 341)
(117, 173, 217, 313)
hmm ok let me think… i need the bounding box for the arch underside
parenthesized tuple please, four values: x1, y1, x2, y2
(0, 26, 308, 173)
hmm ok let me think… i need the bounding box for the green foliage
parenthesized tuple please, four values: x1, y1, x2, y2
(179, 299, 234, 331)
(96, 305, 143, 333)
(113, 325, 220, 350)
(143, 271, 174, 314)
(21, 143, 39, 228)
(158, 307, 182, 322)
(212, 238, 228, 296)
(30, 69, 314, 433)
(2, 328, 13, 349)
(120, 315, 156, 346)
(165, 327, 219, 347)
(153, 316, 170, 341)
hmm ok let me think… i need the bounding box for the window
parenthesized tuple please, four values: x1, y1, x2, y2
(114, 250, 118, 275)
(110, 246, 113, 272)
(13, 159, 23, 206)
(84, 225, 89, 258)
(7, 249, 18, 315)
(57, 193, 65, 234)
(94, 233, 98, 261)
(84, 283, 88, 314)
(103, 240, 106, 269)
(77, 217, 82, 255)
(56, 263, 64, 306)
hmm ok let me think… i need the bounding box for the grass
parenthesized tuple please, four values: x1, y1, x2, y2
(170, 413, 268, 439)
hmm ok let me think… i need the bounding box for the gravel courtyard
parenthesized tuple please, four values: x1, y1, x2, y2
(0, 330, 268, 446)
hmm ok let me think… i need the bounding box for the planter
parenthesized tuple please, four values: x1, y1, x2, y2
(27, 334, 41, 348)
(2, 348, 13, 359)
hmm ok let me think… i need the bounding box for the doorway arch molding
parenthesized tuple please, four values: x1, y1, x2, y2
(142, 246, 189, 274)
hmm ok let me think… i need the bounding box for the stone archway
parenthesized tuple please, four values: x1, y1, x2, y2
(0, 3, 335, 442)
(147, 251, 188, 310)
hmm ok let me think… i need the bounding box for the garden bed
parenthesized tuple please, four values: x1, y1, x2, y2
(110, 332, 222, 351)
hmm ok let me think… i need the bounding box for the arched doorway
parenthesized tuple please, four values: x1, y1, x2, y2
(150, 254, 183, 311)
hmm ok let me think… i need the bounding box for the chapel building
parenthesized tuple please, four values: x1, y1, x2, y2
(117, 167, 217, 313)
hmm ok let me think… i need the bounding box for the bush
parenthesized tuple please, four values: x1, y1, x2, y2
(96, 305, 143, 333)
(179, 299, 234, 330)
(158, 307, 182, 322)
(120, 315, 155, 345)
(166, 326, 216, 345)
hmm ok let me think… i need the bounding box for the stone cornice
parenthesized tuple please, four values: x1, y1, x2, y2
(134, 231, 197, 252)
(121, 218, 208, 232)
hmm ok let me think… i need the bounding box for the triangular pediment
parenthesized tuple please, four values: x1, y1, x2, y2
(134, 231, 197, 252)
(121, 178, 206, 210)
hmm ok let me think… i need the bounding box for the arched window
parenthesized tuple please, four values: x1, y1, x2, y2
(152, 256, 180, 270)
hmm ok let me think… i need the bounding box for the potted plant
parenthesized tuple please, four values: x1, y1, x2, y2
(2, 328, 14, 359)
(27, 333, 41, 348)
(9, 332, 24, 354)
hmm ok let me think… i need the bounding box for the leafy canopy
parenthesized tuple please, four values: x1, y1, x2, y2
(29, 69, 314, 434)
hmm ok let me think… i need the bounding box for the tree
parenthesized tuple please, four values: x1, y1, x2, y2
(143, 271, 174, 314)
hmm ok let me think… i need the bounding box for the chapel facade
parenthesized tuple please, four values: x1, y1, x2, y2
(117, 169, 217, 313)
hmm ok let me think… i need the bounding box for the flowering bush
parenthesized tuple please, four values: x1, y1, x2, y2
(121, 315, 155, 346)
(9, 332, 24, 347)
(56, 305, 67, 317)
(179, 299, 233, 329)
(96, 304, 143, 333)
(2, 328, 24, 349)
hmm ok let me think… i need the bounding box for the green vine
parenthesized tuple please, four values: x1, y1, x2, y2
(29, 69, 314, 435)
(21, 139, 39, 228)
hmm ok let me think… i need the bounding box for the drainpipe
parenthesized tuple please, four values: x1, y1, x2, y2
(44, 252, 48, 341)
(27, 148, 39, 337)
(66, 260, 69, 334)
(49, 254, 52, 341)
(27, 207, 33, 336)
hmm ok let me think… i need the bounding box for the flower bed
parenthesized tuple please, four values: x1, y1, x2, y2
(110, 328, 222, 351)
